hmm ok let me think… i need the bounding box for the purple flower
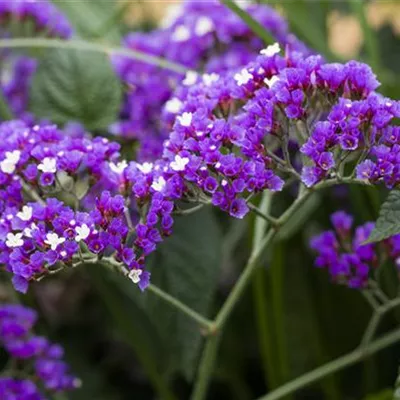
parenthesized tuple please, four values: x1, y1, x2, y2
(229, 198, 249, 219)
(0, 304, 79, 398)
(310, 211, 400, 289)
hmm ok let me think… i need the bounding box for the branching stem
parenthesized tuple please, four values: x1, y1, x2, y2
(0, 38, 189, 74)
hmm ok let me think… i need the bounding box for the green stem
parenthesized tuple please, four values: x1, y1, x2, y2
(147, 284, 214, 333)
(270, 243, 290, 386)
(174, 204, 205, 216)
(257, 328, 400, 400)
(215, 227, 277, 329)
(190, 334, 221, 400)
(253, 266, 278, 387)
(216, 190, 312, 330)
(220, 0, 275, 45)
(20, 179, 46, 205)
(0, 89, 14, 120)
(248, 203, 279, 227)
(252, 193, 279, 386)
(257, 298, 400, 400)
(0, 38, 189, 74)
(87, 258, 214, 332)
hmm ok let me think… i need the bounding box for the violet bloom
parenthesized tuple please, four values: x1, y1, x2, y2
(0, 304, 80, 398)
(111, 0, 310, 160)
(310, 211, 400, 289)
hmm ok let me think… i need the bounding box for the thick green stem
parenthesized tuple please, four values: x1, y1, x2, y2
(0, 38, 189, 74)
(257, 298, 400, 400)
(190, 334, 221, 400)
(0, 90, 13, 120)
(257, 328, 400, 400)
(190, 190, 312, 400)
(215, 228, 277, 330)
(220, 0, 274, 45)
(252, 193, 279, 386)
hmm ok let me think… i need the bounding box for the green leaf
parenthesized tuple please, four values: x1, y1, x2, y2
(87, 265, 176, 400)
(30, 48, 122, 130)
(363, 389, 393, 400)
(144, 208, 222, 380)
(52, 0, 123, 42)
(89, 208, 222, 383)
(367, 190, 400, 243)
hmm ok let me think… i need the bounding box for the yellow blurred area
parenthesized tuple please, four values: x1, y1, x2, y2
(329, 0, 400, 58)
(119, 0, 182, 26)
(119, 0, 400, 59)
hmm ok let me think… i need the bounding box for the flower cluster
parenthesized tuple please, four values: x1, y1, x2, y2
(111, 0, 309, 161)
(171, 43, 400, 191)
(0, 122, 178, 292)
(0, 0, 73, 39)
(310, 211, 400, 288)
(0, 304, 80, 398)
(3, 37, 400, 293)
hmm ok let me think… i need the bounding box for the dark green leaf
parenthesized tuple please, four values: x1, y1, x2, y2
(364, 389, 393, 400)
(52, 0, 123, 42)
(367, 190, 400, 243)
(88, 265, 177, 400)
(90, 208, 222, 383)
(144, 208, 222, 381)
(30, 49, 122, 130)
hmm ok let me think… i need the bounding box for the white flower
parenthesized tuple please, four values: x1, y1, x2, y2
(5, 150, 21, 164)
(23, 223, 38, 238)
(137, 162, 153, 174)
(264, 76, 280, 88)
(109, 160, 127, 174)
(0, 160, 16, 174)
(260, 42, 281, 57)
(195, 16, 214, 36)
(234, 69, 253, 86)
(17, 206, 33, 221)
(38, 157, 57, 173)
(233, 0, 251, 9)
(151, 176, 166, 192)
(177, 112, 193, 127)
(160, 4, 183, 28)
(0, 150, 21, 174)
(171, 25, 190, 42)
(44, 232, 65, 251)
(170, 155, 189, 172)
(6, 232, 24, 248)
(165, 98, 183, 114)
(183, 71, 198, 86)
(128, 268, 142, 284)
(202, 73, 219, 86)
(75, 224, 90, 242)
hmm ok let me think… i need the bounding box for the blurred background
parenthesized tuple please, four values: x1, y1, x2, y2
(1, 1, 400, 399)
